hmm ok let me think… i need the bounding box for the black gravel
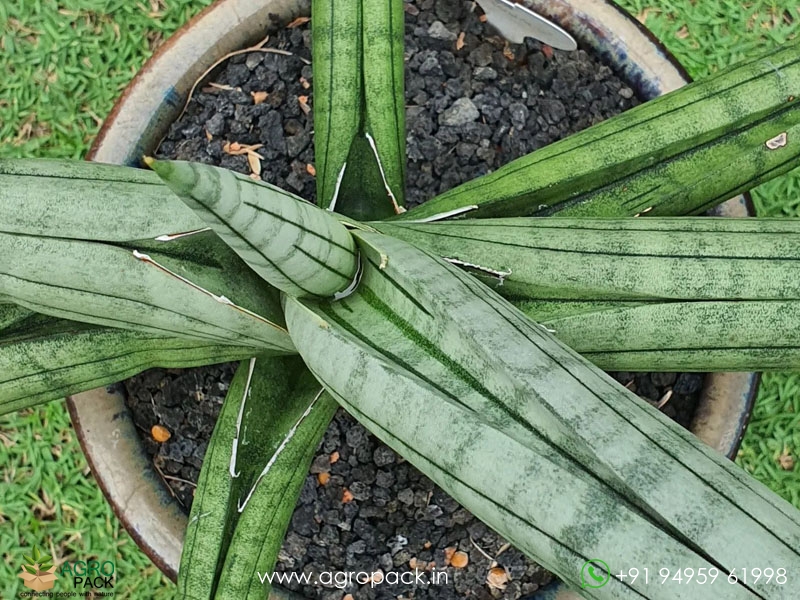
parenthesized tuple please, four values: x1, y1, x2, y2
(125, 1, 705, 598)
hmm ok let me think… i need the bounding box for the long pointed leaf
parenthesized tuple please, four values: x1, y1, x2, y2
(533, 300, 800, 371)
(0, 158, 202, 240)
(148, 159, 359, 299)
(396, 41, 800, 220)
(311, 0, 362, 211)
(285, 231, 800, 598)
(376, 217, 800, 301)
(178, 356, 336, 600)
(286, 305, 742, 599)
(0, 230, 293, 351)
(359, 0, 406, 212)
(534, 106, 800, 217)
(215, 388, 336, 600)
(376, 217, 800, 370)
(312, 0, 406, 219)
(0, 315, 253, 415)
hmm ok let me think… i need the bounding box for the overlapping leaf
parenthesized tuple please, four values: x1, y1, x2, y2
(532, 106, 800, 217)
(0, 230, 293, 351)
(312, 0, 405, 219)
(149, 159, 359, 299)
(0, 160, 293, 352)
(311, 0, 362, 211)
(285, 231, 800, 598)
(0, 313, 253, 415)
(0, 303, 33, 330)
(0, 158, 202, 240)
(178, 356, 336, 600)
(376, 217, 800, 370)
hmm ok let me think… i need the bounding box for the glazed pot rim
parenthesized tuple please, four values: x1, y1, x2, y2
(69, 0, 759, 586)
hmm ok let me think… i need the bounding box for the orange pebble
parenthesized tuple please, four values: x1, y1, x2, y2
(151, 425, 171, 443)
(450, 551, 469, 569)
(317, 472, 330, 486)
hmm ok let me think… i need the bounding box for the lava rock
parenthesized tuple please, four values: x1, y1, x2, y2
(439, 97, 479, 126)
(428, 20, 457, 41)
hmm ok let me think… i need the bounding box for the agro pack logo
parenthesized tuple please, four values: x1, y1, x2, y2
(58, 558, 115, 591)
(18, 546, 57, 592)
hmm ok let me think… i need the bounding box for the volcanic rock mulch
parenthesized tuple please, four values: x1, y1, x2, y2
(125, 1, 705, 598)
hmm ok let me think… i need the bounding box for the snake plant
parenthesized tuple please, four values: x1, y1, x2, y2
(4, 1, 800, 598)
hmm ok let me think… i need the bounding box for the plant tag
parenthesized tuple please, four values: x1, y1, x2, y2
(476, 0, 578, 51)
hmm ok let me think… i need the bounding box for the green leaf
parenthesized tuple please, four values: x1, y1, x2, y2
(0, 229, 293, 351)
(0, 158, 203, 241)
(376, 217, 800, 300)
(530, 301, 800, 372)
(312, 0, 406, 219)
(335, 136, 399, 221)
(375, 217, 800, 370)
(0, 314, 254, 416)
(0, 304, 33, 330)
(533, 105, 800, 218)
(396, 41, 800, 220)
(33, 546, 40, 561)
(23, 554, 35, 565)
(38, 563, 53, 571)
(148, 159, 359, 299)
(24, 565, 37, 575)
(178, 357, 336, 600)
(311, 0, 361, 211)
(357, 0, 406, 214)
(285, 231, 800, 598)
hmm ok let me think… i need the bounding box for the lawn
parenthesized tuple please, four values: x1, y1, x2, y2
(1, 1, 799, 598)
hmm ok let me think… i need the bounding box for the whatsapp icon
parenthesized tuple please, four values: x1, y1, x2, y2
(581, 559, 611, 589)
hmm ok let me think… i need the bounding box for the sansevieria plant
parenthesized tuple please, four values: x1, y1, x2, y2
(4, 1, 800, 598)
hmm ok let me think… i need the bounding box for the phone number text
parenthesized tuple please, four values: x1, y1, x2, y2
(615, 567, 787, 585)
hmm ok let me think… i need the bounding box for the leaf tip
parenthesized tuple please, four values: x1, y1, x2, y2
(142, 156, 185, 185)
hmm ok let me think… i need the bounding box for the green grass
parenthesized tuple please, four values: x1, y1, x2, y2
(0, 0, 212, 160)
(1, 404, 174, 598)
(1, 1, 799, 598)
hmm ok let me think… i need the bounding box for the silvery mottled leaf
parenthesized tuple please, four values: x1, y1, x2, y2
(375, 217, 800, 371)
(0, 314, 253, 416)
(0, 231, 293, 351)
(286, 231, 800, 598)
(149, 159, 359, 299)
(399, 42, 800, 220)
(0, 158, 202, 241)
